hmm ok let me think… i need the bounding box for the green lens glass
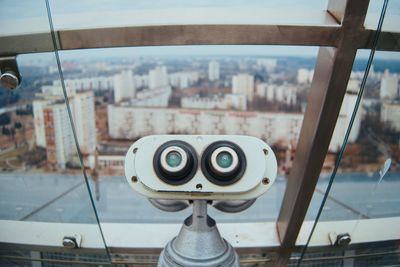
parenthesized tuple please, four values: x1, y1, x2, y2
(166, 151, 182, 167)
(216, 152, 233, 168)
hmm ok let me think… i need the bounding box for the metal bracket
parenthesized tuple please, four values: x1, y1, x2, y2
(0, 56, 21, 90)
(329, 232, 351, 247)
(62, 234, 82, 249)
(158, 200, 239, 267)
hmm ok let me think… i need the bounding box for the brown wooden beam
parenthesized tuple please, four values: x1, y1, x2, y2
(1, 18, 398, 56)
(57, 24, 341, 50)
(275, 0, 371, 265)
(1, 26, 399, 57)
(361, 30, 400, 51)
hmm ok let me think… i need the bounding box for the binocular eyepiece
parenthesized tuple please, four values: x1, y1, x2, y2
(201, 141, 246, 186)
(153, 141, 198, 185)
(153, 141, 246, 186)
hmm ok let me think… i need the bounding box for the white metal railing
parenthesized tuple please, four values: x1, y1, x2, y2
(1, 218, 399, 249)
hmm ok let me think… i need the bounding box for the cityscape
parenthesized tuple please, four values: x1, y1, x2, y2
(1, 2, 400, 265)
(0, 53, 399, 178)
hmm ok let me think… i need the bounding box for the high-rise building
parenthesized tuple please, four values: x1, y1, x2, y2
(70, 91, 97, 155)
(43, 103, 75, 169)
(262, 83, 298, 105)
(113, 70, 136, 103)
(275, 86, 284, 102)
(297, 68, 314, 84)
(33, 99, 51, 147)
(256, 58, 277, 72)
(208, 60, 220, 81)
(33, 87, 97, 168)
(134, 74, 149, 88)
(149, 65, 169, 90)
(256, 83, 267, 98)
(169, 72, 199, 89)
(232, 74, 254, 101)
(266, 84, 275, 101)
(285, 88, 297, 106)
(330, 86, 363, 151)
(380, 69, 398, 100)
(381, 103, 400, 131)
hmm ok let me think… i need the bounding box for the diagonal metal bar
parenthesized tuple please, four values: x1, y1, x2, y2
(275, 0, 370, 265)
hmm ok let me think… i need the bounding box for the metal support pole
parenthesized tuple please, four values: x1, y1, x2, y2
(157, 200, 239, 267)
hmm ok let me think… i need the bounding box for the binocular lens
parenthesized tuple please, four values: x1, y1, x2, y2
(166, 151, 183, 168)
(216, 152, 233, 168)
(210, 147, 239, 175)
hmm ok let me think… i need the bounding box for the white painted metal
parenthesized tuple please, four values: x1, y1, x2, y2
(1, 218, 399, 249)
(124, 135, 278, 200)
(0, 220, 105, 249)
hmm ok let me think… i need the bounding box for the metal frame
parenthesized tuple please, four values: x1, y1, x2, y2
(0, 26, 399, 56)
(0, 6, 399, 56)
(0, 0, 399, 266)
(276, 0, 373, 265)
(1, 218, 400, 265)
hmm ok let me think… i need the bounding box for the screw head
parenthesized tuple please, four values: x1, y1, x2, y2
(62, 237, 77, 249)
(262, 177, 270, 185)
(336, 233, 351, 247)
(0, 72, 20, 90)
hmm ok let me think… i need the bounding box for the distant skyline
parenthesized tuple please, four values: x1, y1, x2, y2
(17, 45, 400, 64)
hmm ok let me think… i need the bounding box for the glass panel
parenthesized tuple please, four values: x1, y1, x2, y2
(298, 0, 400, 265)
(301, 49, 400, 222)
(0, 0, 50, 35)
(48, 45, 320, 263)
(55, 45, 318, 226)
(47, 0, 332, 29)
(365, 0, 400, 31)
(0, 0, 110, 265)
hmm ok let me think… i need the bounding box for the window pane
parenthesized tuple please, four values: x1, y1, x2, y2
(365, 0, 400, 32)
(297, 0, 400, 264)
(54, 45, 319, 226)
(0, 0, 50, 35)
(0, 1, 110, 264)
(46, 0, 332, 29)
